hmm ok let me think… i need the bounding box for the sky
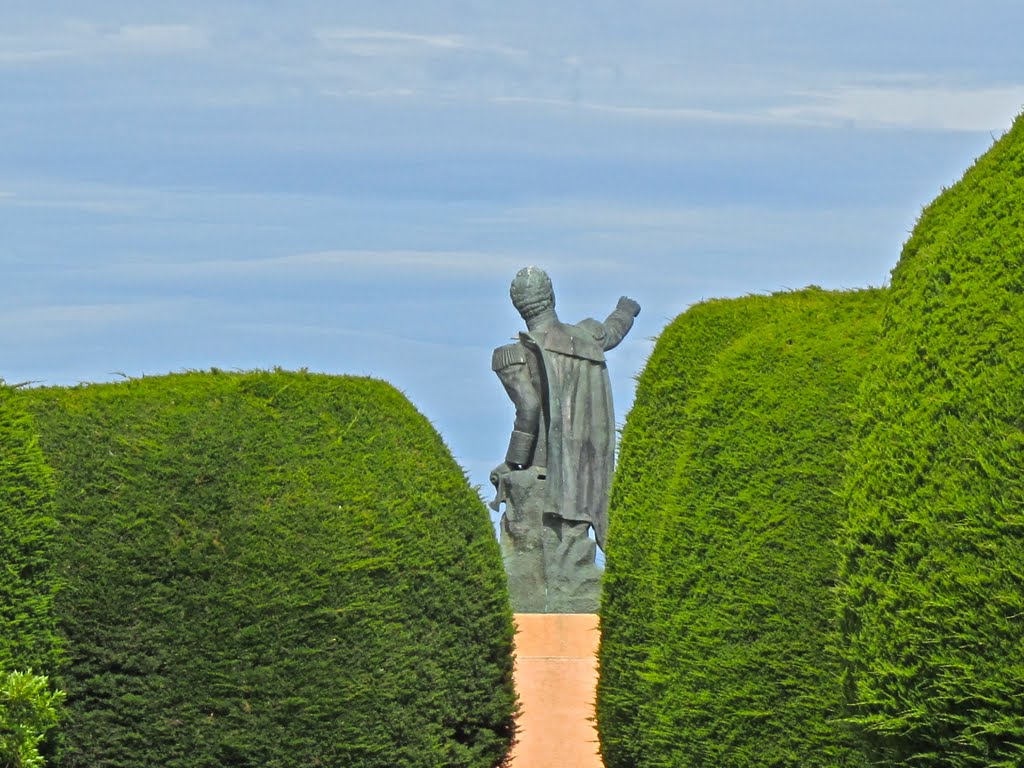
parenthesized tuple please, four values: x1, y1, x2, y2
(3, 1, 1023, 521)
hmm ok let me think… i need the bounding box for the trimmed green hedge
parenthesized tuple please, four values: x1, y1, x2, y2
(598, 293, 783, 768)
(838, 115, 1024, 767)
(0, 386, 60, 676)
(20, 371, 515, 768)
(599, 288, 884, 768)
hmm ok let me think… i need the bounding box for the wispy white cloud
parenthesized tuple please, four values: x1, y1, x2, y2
(7, 14, 1008, 139)
(2, 11, 1020, 140)
(0, 187, 143, 214)
(84, 249, 621, 283)
(112, 24, 209, 53)
(0, 48, 73, 64)
(223, 320, 482, 354)
(0, 179, 284, 214)
(321, 86, 418, 100)
(0, 21, 210, 68)
(771, 83, 1024, 132)
(315, 28, 466, 56)
(227, 249, 515, 276)
(492, 81, 1024, 133)
(490, 95, 781, 125)
(490, 200, 909, 290)
(0, 300, 201, 340)
(496, 200, 902, 241)
(297, 26, 534, 105)
(313, 27, 524, 58)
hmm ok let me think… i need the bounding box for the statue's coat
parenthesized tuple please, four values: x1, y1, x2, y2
(522, 321, 614, 548)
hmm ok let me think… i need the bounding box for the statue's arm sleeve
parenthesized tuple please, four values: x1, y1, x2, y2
(584, 297, 640, 352)
(493, 343, 541, 468)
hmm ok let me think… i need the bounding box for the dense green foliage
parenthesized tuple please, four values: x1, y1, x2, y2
(0, 387, 60, 675)
(599, 288, 885, 768)
(20, 371, 514, 768)
(0, 670, 64, 768)
(838, 115, 1024, 767)
(598, 293, 783, 767)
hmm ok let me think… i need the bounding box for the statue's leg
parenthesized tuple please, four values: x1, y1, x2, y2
(541, 515, 602, 613)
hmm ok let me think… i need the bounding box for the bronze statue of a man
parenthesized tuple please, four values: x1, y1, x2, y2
(491, 266, 639, 612)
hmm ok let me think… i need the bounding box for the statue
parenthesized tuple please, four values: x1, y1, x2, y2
(491, 266, 640, 612)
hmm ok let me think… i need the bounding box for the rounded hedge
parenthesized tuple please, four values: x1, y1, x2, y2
(599, 288, 884, 768)
(838, 114, 1024, 767)
(598, 293, 784, 768)
(21, 370, 515, 768)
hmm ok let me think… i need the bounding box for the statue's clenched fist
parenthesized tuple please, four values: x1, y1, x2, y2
(617, 296, 641, 317)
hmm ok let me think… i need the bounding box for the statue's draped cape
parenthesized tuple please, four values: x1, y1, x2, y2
(521, 318, 615, 548)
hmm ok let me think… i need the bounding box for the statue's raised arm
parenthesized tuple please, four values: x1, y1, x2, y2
(580, 295, 641, 352)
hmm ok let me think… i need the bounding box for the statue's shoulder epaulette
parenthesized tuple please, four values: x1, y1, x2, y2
(492, 342, 528, 371)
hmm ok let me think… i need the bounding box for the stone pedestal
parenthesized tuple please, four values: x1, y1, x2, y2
(507, 613, 604, 768)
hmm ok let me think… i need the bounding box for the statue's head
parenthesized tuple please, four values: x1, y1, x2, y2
(510, 266, 555, 320)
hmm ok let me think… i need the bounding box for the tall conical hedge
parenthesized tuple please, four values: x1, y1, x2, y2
(599, 288, 884, 768)
(0, 386, 60, 675)
(19, 370, 515, 768)
(838, 114, 1024, 767)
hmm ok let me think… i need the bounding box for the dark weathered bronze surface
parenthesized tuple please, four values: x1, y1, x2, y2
(491, 266, 639, 613)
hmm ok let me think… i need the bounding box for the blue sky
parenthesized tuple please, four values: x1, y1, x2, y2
(3, 2, 1023, 512)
